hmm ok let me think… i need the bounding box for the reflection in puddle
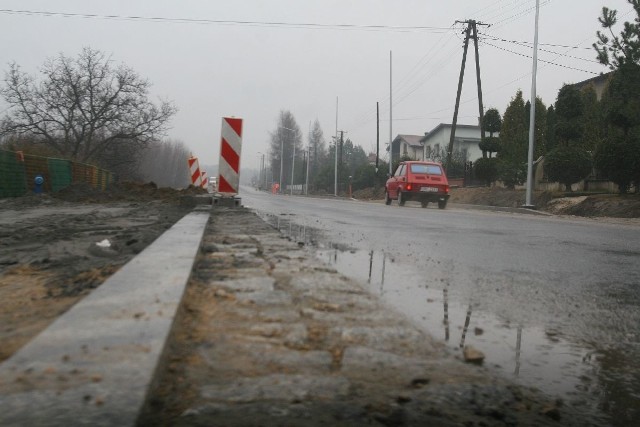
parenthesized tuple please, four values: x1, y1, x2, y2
(260, 212, 635, 425)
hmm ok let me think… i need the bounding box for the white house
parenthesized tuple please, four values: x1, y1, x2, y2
(390, 134, 424, 163)
(420, 123, 486, 164)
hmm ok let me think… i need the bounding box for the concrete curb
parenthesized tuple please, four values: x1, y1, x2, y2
(0, 208, 210, 427)
(448, 202, 554, 216)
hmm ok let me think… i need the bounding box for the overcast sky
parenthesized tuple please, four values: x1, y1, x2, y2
(0, 0, 632, 173)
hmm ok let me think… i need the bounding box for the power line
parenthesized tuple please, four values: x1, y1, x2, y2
(480, 33, 593, 50)
(346, 30, 461, 132)
(483, 41, 599, 74)
(470, 0, 516, 19)
(480, 34, 599, 63)
(480, 0, 541, 24)
(491, 0, 552, 28)
(0, 8, 454, 33)
(479, 33, 594, 50)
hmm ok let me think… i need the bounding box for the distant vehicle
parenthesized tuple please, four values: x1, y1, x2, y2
(385, 161, 450, 209)
(208, 176, 217, 193)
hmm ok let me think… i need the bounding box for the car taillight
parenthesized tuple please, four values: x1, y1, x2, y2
(406, 184, 413, 191)
(444, 185, 449, 194)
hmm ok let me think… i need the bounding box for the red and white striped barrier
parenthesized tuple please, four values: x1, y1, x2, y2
(187, 156, 202, 187)
(200, 171, 207, 189)
(218, 117, 243, 195)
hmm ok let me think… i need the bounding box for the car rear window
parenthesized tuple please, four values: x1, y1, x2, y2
(410, 164, 442, 175)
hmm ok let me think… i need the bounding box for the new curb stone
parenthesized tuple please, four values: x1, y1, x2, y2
(0, 209, 210, 427)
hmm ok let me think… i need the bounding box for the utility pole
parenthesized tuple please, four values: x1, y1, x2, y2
(290, 140, 295, 196)
(306, 121, 311, 195)
(334, 97, 338, 197)
(524, 0, 541, 209)
(389, 50, 393, 176)
(279, 134, 284, 194)
(305, 148, 309, 195)
(336, 130, 346, 195)
(376, 102, 380, 174)
(447, 20, 489, 172)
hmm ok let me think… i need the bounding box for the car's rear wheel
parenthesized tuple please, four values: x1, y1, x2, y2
(421, 201, 428, 208)
(398, 191, 406, 206)
(438, 200, 447, 209)
(384, 190, 391, 205)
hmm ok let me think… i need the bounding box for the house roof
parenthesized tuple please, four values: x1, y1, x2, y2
(393, 134, 424, 148)
(572, 71, 613, 89)
(420, 123, 480, 143)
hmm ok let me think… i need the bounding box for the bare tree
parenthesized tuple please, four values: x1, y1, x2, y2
(308, 119, 327, 188)
(268, 111, 303, 188)
(138, 139, 191, 188)
(0, 47, 176, 164)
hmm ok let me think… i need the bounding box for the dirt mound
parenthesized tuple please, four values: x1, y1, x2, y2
(353, 187, 385, 200)
(352, 185, 639, 218)
(562, 194, 640, 218)
(53, 182, 207, 204)
(449, 187, 554, 209)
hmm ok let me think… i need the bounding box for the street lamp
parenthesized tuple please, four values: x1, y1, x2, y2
(279, 137, 284, 194)
(305, 148, 310, 195)
(291, 141, 295, 196)
(257, 152, 265, 191)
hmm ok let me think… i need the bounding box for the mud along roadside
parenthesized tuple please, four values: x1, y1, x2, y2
(0, 194, 191, 362)
(140, 207, 586, 427)
(0, 194, 596, 426)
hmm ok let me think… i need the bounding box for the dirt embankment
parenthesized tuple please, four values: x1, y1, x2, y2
(0, 182, 203, 361)
(353, 186, 640, 218)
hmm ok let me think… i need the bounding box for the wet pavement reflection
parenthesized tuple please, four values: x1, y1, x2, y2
(258, 212, 639, 426)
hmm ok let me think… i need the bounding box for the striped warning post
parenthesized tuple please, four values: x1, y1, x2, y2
(218, 117, 243, 195)
(200, 171, 207, 189)
(187, 156, 202, 187)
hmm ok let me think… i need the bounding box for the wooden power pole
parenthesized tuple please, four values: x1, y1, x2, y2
(446, 20, 489, 172)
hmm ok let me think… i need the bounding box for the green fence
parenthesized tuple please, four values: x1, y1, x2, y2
(0, 149, 114, 198)
(0, 150, 27, 198)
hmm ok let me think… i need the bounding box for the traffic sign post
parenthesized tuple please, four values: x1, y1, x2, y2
(214, 117, 243, 207)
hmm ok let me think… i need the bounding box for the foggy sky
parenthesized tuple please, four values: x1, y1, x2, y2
(0, 0, 629, 173)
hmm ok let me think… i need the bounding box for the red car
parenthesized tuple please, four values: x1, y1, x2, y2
(385, 161, 450, 209)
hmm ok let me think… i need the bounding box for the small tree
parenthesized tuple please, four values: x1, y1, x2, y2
(0, 47, 176, 165)
(595, 132, 640, 193)
(545, 144, 593, 191)
(268, 111, 303, 188)
(474, 157, 499, 186)
(308, 119, 327, 190)
(593, 1, 640, 192)
(546, 105, 558, 152)
(596, 67, 640, 192)
(352, 163, 381, 191)
(526, 97, 548, 157)
(593, 0, 640, 69)
(479, 108, 501, 158)
(582, 86, 605, 151)
(497, 90, 528, 188)
(544, 84, 592, 191)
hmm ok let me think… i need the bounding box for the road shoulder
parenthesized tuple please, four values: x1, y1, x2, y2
(140, 207, 575, 426)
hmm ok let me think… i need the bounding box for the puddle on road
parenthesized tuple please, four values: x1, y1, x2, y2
(258, 212, 638, 426)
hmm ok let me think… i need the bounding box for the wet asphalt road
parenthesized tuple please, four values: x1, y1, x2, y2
(241, 187, 640, 426)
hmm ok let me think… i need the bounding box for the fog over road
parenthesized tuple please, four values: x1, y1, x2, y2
(241, 187, 640, 425)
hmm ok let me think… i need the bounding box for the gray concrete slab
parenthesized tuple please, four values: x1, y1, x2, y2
(0, 210, 210, 427)
(212, 195, 242, 207)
